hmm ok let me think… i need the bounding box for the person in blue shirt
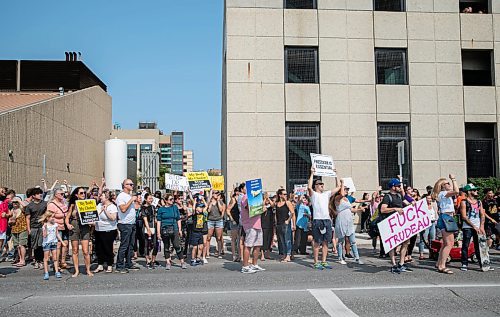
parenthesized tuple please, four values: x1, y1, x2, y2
(293, 195, 311, 255)
(156, 194, 187, 270)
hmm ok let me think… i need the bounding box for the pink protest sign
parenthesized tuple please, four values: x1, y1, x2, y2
(377, 199, 432, 251)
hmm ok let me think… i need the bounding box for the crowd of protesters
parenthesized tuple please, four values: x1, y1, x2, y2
(0, 169, 498, 279)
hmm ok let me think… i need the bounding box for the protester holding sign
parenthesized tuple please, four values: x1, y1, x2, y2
(308, 167, 341, 270)
(433, 174, 459, 274)
(65, 187, 93, 277)
(380, 177, 412, 274)
(333, 179, 364, 265)
(240, 183, 265, 274)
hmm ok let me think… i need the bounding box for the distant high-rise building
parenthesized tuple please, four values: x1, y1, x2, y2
(183, 150, 194, 174)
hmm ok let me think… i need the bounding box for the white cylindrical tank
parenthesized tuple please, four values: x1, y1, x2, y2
(105, 139, 127, 190)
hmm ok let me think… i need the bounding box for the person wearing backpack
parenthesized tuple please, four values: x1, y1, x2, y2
(459, 184, 490, 271)
(380, 177, 412, 274)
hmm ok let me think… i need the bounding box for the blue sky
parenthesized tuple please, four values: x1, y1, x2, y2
(1, 1, 224, 170)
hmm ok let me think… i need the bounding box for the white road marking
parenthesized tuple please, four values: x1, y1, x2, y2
(308, 288, 358, 317)
(4, 283, 499, 300)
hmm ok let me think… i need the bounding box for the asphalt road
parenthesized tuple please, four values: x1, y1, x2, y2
(1, 239, 499, 317)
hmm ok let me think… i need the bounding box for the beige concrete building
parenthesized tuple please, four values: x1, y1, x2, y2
(0, 86, 112, 191)
(222, 0, 500, 194)
(183, 150, 194, 174)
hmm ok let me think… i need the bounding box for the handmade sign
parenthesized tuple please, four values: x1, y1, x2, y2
(310, 153, 336, 177)
(186, 172, 212, 191)
(76, 199, 99, 225)
(377, 199, 432, 251)
(246, 178, 264, 218)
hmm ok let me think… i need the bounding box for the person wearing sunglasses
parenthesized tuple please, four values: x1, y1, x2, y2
(156, 194, 187, 270)
(65, 187, 93, 277)
(115, 179, 140, 273)
(47, 188, 69, 270)
(308, 167, 341, 270)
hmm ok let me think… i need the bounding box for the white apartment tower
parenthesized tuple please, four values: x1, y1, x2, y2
(222, 0, 500, 193)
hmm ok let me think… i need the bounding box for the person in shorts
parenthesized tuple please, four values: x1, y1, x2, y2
(239, 183, 265, 274)
(308, 167, 340, 270)
(10, 197, 28, 267)
(190, 199, 208, 266)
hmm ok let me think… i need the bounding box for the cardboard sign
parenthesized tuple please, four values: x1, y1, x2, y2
(377, 199, 432, 251)
(209, 176, 225, 191)
(246, 179, 264, 218)
(186, 172, 212, 191)
(310, 153, 336, 177)
(294, 184, 308, 196)
(165, 173, 190, 191)
(76, 199, 99, 225)
(341, 177, 356, 193)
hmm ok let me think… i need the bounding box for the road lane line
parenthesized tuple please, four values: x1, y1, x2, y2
(8, 283, 499, 300)
(308, 289, 358, 317)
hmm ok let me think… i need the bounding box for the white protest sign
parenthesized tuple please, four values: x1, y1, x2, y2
(341, 177, 356, 193)
(377, 199, 432, 252)
(310, 153, 336, 177)
(152, 197, 160, 207)
(294, 184, 308, 196)
(164, 173, 189, 191)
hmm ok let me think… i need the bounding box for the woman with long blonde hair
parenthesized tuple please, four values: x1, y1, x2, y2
(433, 174, 459, 274)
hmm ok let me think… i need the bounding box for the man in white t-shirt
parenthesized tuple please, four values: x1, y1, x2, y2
(308, 167, 340, 270)
(115, 179, 140, 273)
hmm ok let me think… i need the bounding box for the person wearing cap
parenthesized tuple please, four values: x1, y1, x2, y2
(433, 174, 459, 274)
(459, 184, 491, 271)
(9, 197, 28, 267)
(380, 176, 412, 274)
(308, 167, 341, 270)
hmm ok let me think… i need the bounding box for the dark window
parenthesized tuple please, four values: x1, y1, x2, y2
(0, 60, 17, 90)
(285, 46, 319, 84)
(462, 50, 494, 86)
(459, 0, 490, 13)
(375, 48, 408, 85)
(377, 123, 411, 188)
(285, 0, 317, 9)
(466, 123, 496, 178)
(286, 122, 320, 192)
(374, 0, 405, 11)
(127, 144, 137, 162)
(172, 132, 183, 145)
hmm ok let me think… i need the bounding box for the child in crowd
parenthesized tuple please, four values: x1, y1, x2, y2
(40, 211, 67, 280)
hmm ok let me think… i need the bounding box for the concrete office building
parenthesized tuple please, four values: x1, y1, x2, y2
(111, 124, 185, 176)
(222, 0, 500, 194)
(0, 59, 111, 192)
(183, 150, 194, 174)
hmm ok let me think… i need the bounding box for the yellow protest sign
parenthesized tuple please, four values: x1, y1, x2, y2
(76, 199, 99, 224)
(209, 176, 224, 191)
(185, 172, 212, 191)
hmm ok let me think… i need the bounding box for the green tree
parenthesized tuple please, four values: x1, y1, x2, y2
(158, 165, 170, 189)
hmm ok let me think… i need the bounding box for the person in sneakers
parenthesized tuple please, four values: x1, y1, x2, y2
(190, 197, 208, 266)
(0, 189, 14, 263)
(459, 184, 491, 271)
(380, 177, 412, 274)
(156, 194, 187, 270)
(140, 193, 158, 269)
(9, 197, 28, 267)
(115, 179, 140, 273)
(25, 187, 47, 270)
(39, 210, 67, 280)
(240, 183, 265, 274)
(308, 167, 340, 270)
(433, 174, 459, 274)
(333, 179, 364, 265)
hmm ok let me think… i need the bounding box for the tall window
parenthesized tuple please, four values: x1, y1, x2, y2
(285, 0, 317, 9)
(375, 48, 408, 85)
(127, 144, 137, 162)
(466, 123, 496, 178)
(286, 122, 320, 192)
(377, 123, 411, 188)
(462, 50, 494, 86)
(374, 0, 405, 11)
(285, 46, 319, 84)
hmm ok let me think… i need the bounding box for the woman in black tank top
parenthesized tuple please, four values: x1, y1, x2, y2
(275, 189, 294, 262)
